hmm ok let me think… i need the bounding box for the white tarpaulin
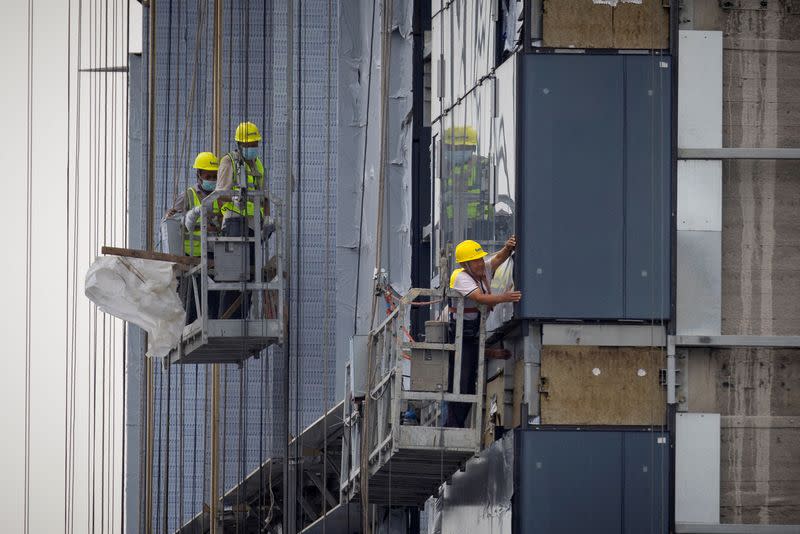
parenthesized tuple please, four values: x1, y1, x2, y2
(486, 257, 515, 335)
(85, 256, 186, 358)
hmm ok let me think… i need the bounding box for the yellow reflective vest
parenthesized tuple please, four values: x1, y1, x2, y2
(185, 187, 220, 256)
(220, 153, 266, 217)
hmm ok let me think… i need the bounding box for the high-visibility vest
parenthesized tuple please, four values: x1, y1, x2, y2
(448, 267, 483, 317)
(445, 159, 489, 220)
(220, 153, 265, 217)
(185, 187, 220, 257)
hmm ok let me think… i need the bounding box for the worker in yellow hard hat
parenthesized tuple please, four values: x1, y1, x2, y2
(165, 151, 222, 322)
(215, 121, 270, 319)
(215, 121, 269, 230)
(165, 151, 222, 256)
(442, 125, 492, 247)
(444, 236, 520, 428)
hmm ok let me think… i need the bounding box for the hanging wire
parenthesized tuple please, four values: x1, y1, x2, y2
(23, 0, 34, 530)
(63, 0, 75, 529)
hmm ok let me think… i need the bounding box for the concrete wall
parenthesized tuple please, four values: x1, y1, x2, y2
(687, 1, 800, 524)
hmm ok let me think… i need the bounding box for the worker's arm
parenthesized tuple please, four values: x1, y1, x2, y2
(214, 155, 234, 204)
(489, 235, 516, 274)
(467, 285, 522, 306)
(165, 191, 186, 218)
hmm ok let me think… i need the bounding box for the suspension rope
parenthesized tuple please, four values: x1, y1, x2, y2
(23, 0, 34, 530)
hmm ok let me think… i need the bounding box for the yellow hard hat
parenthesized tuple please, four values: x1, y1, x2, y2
(443, 126, 478, 147)
(455, 239, 487, 263)
(234, 121, 262, 143)
(193, 151, 219, 171)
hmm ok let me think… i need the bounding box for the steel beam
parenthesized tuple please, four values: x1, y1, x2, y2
(672, 335, 800, 348)
(678, 147, 800, 160)
(676, 523, 800, 534)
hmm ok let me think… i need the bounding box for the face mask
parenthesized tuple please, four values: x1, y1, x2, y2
(241, 146, 258, 161)
(201, 180, 216, 192)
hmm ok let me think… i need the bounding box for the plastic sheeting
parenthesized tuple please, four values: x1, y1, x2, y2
(85, 256, 185, 358)
(486, 258, 515, 335)
(427, 432, 515, 534)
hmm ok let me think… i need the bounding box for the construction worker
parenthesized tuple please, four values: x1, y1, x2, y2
(164, 151, 222, 323)
(442, 125, 492, 247)
(215, 121, 270, 319)
(171, 151, 222, 256)
(445, 236, 521, 428)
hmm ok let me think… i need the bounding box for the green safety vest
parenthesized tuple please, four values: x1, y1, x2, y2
(445, 159, 489, 220)
(185, 187, 220, 257)
(220, 153, 266, 217)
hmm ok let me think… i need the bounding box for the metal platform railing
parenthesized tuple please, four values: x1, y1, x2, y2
(168, 189, 284, 364)
(341, 288, 485, 505)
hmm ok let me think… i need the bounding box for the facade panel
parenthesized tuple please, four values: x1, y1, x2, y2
(517, 53, 672, 320)
(624, 55, 672, 319)
(515, 429, 669, 534)
(518, 54, 624, 319)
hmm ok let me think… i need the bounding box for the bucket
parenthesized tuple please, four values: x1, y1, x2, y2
(160, 215, 184, 255)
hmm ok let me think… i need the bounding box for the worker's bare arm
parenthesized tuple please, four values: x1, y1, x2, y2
(490, 235, 516, 273)
(469, 286, 522, 306)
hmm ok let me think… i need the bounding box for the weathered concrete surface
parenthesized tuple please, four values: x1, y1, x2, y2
(687, 348, 800, 524)
(687, 1, 800, 524)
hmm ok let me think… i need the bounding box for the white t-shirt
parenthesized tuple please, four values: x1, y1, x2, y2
(450, 257, 493, 321)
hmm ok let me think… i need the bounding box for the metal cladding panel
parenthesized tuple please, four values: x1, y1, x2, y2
(675, 413, 721, 524)
(517, 54, 672, 320)
(518, 54, 625, 319)
(677, 230, 721, 335)
(624, 55, 672, 319)
(516, 430, 624, 532)
(515, 429, 669, 534)
(623, 432, 671, 534)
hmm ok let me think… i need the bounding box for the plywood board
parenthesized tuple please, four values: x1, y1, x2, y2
(613, 0, 669, 49)
(540, 345, 666, 425)
(543, 0, 613, 49)
(512, 357, 525, 428)
(543, 0, 669, 49)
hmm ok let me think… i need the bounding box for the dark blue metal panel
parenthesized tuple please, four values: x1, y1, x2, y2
(623, 56, 672, 320)
(518, 54, 625, 319)
(516, 54, 672, 321)
(514, 429, 669, 534)
(623, 431, 670, 534)
(516, 430, 623, 533)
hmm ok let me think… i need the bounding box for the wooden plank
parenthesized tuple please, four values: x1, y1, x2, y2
(543, 0, 613, 48)
(102, 245, 198, 266)
(540, 345, 666, 425)
(613, 0, 669, 49)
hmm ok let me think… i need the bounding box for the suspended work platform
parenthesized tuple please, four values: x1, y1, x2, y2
(168, 189, 285, 365)
(340, 289, 485, 506)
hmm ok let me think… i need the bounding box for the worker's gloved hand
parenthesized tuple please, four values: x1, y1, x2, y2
(184, 206, 202, 231)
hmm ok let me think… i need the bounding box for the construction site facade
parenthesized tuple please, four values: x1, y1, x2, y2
(124, 1, 800, 533)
